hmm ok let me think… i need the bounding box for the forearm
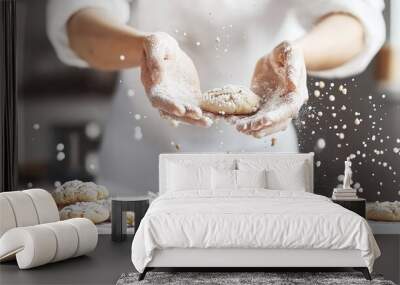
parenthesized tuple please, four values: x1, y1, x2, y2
(295, 13, 364, 71)
(67, 8, 147, 70)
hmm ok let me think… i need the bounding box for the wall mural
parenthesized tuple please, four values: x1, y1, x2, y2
(14, 0, 399, 227)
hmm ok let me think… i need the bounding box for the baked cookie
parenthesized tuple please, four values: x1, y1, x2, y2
(201, 85, 261, 115)
(59, 201, 110, 224)
(126, 211, 135, 227)
(52, 180, 109, 206)
(52, 180, 81, 206)
(367, 201, 400, 221)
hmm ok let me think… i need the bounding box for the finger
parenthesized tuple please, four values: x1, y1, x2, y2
(150, 94, 186, 116)
(235, 115, 270, 132)
(250, 116, 273, 131)
(251, 118, 292, 138)
(225, 115, 246, 125)
(140, 59, 152, 91)
(184, 104, 202, 120)
(202, 111, 218, 121)
(159, 110, 213, 128)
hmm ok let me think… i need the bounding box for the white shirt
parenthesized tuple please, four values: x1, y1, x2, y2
(47, 0, 385, 196)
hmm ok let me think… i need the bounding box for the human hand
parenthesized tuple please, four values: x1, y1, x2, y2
(230, 41, 308, 138)
(140, 32, 212, 127)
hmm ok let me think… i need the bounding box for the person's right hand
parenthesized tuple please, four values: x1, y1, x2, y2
(140, 32, 213, 127)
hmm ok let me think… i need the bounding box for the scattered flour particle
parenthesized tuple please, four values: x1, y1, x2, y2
(215, 36, 221, 43)
(57, 152, 65, 161)
(329, 95, 335, 101)
(33, 123, 40, 130)
(394, 147, 399, 154)
(127, 89, 135, 97)
(196, 41, 201, 46)
(170, 141, 180, 151)
(54, 181, 61, 187)
(368, 96, 372, 100)
(319, 81, 325, 88)
(341, 105, 347, 111)
(317, 111, 323, 117)
(372, 135, 376, 141)
(316, 138, 326, 150)
(359, 188, 363, 193)
(338, 133, 345, 140)
(354, 183, 361, 189)
(134, 114, 141, 120)
(382, 94, 386, 99)
(120, 55, 125, 61)
(316, 161, 321, 167)
(354, 118, 361, 125)
(342, 88, 347, 95)
(332, 113, 337, 118)
(396, 138, 400, 143)
(183, 32, 187, 36)
(342, 124, 347, 130)
(330, 82, 335, 87)
(56, 143, 64, 151)
(134, 126, 143, 140)
(314, 90, 321, 97)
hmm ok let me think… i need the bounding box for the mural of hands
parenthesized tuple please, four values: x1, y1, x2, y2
(230, 41, 308, 138)
(141, 32, 213, 127)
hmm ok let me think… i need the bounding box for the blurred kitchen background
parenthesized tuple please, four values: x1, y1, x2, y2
(16, 0, 400, 201)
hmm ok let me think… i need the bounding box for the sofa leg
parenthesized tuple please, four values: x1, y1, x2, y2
(138, 268, 148, 281)
(354, 267, 371, 280)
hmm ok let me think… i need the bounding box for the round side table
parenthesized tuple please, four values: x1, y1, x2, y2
(111, 196, 150, 242)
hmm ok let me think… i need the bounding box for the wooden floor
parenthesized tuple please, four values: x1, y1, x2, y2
(0, 235, 134, 285)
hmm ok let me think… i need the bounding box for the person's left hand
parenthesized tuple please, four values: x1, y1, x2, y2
(229, 41, 308, 138)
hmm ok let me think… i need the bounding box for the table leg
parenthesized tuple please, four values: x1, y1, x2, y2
(112, 201, 127, 242)
(134, 201, 149, 235)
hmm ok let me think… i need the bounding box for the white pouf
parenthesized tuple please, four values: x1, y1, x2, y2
(0, 189, 98, 269)
(0, 218, 98, 269)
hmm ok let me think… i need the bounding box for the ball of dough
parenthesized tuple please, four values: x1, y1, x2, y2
(200, 85, 261, 115)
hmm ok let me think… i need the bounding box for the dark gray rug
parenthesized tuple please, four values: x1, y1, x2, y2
(116, 272, 396, 285)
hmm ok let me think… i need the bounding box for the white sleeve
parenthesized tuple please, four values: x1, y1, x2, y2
(46, 0, 131, 68)
(292, 0, 386, 78)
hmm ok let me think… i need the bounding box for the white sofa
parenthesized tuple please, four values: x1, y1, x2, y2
(0, 189, 98, 269)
